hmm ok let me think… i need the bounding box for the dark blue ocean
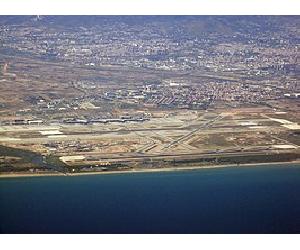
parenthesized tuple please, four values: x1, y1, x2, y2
(1, 164, 300, 233)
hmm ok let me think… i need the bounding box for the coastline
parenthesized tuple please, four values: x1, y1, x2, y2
(1, 160, 300, 178)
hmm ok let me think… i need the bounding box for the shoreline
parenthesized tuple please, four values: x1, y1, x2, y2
(1, 160, 300, 178)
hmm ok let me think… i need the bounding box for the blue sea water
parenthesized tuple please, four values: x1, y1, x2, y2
(1, 164, 300, 233)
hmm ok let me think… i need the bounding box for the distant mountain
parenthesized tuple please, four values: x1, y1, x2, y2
(0, 15, 299, 37)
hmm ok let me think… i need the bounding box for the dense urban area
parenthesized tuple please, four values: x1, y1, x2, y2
(0, 16, 299, 176)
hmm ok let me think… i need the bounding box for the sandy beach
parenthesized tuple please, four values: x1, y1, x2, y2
(1, 160, 300, 178)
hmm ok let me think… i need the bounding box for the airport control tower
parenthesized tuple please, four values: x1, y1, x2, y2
(2, 62, 8, 74)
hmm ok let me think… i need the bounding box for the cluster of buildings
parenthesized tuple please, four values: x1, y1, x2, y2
(0, 17, 299, 124)
(106, 80, 300, 109)
(3, 76, 298, 125)
(1, 18, 299, 76)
